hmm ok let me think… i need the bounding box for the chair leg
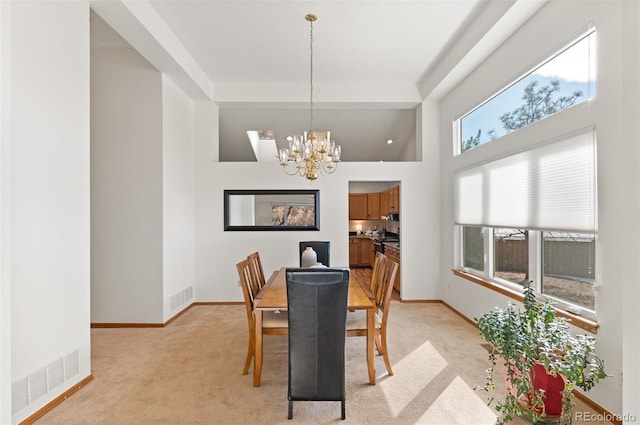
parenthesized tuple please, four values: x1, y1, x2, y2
(341, 400, 345, 420)
(380, 327, 393, 376)
(242, 332, 254, 375)
(288, 400, 293, 420)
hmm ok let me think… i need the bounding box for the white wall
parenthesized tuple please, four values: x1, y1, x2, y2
(194, 160, 440, 303)
(162, 75, 195, 321)
(0, 2, 11, 423)
(620, 0, 640, 420)
(6, 2, 91, 423)
(91, 37, 197, 324)
(90, 45, 164, 323)
(439, 0, 631, 416)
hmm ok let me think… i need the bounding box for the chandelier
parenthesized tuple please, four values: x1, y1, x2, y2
(278, 14, 341, 181)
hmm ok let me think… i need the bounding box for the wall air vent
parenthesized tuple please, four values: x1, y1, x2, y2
(29, 367, 48, 403)
(12, 348, 81, 416)
(11, 378, 29, 414)
(170, 285, 194, 311)
(48, 357, 64, 391)
(64, 350, 79, 380)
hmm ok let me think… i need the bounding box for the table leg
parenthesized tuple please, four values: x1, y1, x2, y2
(367, 308, 376, 385)
(253, 310, 263, 387)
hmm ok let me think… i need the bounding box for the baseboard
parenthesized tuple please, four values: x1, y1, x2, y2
(19, 374, 94, 425)
(90, 302, 244, 328)
(91, 322, 165, 328)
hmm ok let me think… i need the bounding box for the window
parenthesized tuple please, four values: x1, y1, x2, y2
(462, 226, 485, 272)
(458, 30, 596, 153)
(542, 232, 595, 311)
(459, 227, 597, 318)
(455, 130, 597, 319)
(494, 228, 528, 285)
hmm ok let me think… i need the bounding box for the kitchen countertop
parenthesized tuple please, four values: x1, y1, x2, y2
(349, 235, 400, 248)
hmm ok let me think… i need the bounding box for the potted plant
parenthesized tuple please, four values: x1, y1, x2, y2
(475, 285, 607, 425)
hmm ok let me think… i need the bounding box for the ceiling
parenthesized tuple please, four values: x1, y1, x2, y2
(90, 1, 546, 162)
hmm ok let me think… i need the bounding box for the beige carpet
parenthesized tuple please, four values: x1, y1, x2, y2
(33, 301, 610, 425)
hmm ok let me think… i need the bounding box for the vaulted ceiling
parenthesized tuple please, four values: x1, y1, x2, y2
(90, 0, 547, 161)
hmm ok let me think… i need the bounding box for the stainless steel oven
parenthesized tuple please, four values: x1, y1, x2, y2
(373, 240, 383, 255)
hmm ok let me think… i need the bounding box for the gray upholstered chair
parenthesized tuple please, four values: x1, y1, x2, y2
(298, 241, 330, 267)
(285, 268, 349, 420)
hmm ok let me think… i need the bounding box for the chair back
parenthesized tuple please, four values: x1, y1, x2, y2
(368, 252, 386, 292)
(285, 268, 349, 419)
(247, 251, 266, 289)
(236, 258, 258, 328)
(298, 241, 330, 266)
(372, 257, 399, 320)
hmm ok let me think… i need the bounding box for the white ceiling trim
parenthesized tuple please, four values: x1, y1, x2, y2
(90, 0, 213, 100)
(419, 0, 548, 101)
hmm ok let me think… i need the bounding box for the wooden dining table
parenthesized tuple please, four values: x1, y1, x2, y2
(253, 267, 376, 387)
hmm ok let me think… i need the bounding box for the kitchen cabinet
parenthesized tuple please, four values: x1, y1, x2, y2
(349, 192, 381, 220)
(379, 185, 399, 216)
(389, 186, 400, 214)
(349, 237, 375, 267)
(385, 244, 401, 293)
(380, 190, 390, 216)
(348, 193, 368, 220)
(366, 193, 380, 220)
(349, 238, 359, 265)
(359, 238, 374, 265)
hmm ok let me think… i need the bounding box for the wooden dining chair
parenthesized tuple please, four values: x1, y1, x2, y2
(247, 251, 266, 290)
(368, 252, 386, 292)
(286, 268, 349, 420)
(346, 256, 399, 376)
(236, 258, 288, 376)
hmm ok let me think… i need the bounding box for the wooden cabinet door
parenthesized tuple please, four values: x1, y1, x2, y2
(367, 193, 380, 220)
(349, 239, 358, 266)
(348, 193, 368, 220)
(389, 186, 399, 213)
(380, 190, 390, 216)
(359, 238, 374, 266)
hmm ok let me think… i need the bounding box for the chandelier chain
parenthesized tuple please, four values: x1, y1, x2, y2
(278, 13, 341, 181)
(309, 16, 313, 133)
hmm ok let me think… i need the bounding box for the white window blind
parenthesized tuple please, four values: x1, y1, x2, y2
(454, 130, 596, 232)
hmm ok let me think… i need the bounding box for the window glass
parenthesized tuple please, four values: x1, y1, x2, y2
(462, 226, 485, 272)
(542, 232, 596, 311)
(459, 32, 596, 153)
(493, 228, 528, 285)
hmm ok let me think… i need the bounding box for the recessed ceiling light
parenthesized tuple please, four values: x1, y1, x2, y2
(286, 135, 293, 142)
(386, 139, 393, 144)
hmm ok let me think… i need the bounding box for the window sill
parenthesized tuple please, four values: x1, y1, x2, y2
(452, 269, 599, 334)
